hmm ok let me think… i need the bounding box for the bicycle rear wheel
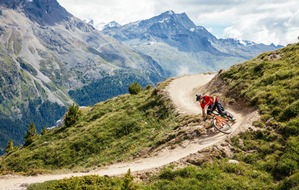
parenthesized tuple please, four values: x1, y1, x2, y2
(213, 118, 232, 134)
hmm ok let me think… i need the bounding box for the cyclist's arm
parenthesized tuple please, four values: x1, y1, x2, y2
(202, 108, 206, 118)
(202, 106, 208, 119)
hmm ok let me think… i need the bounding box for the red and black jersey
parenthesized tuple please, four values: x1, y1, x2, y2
(200, 95, 218, 109)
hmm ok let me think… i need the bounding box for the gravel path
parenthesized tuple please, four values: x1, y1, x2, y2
(0, 73, 257, 190)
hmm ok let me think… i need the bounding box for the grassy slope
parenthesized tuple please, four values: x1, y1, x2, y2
(136, 43, 299, 189)
(0, 81, 185, 174)
(5, 43, 299, 189)
(142, 42, 299, 189)
(219, 43, 299, 189)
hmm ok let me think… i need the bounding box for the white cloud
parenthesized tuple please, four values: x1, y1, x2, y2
(57, 0, 299, 45)
(222, 1, 299, 45)
(58, 0, 156, 25)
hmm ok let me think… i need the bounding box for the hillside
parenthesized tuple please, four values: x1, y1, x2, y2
(0, 80, 180, 173)
(1, 43, 297, 189)
(0, 2, 283, 156)
(0, 73, 259, 190)
(0, 0, 165, 154)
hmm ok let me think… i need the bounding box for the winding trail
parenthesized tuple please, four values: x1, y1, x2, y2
(0, 74, 258, 190)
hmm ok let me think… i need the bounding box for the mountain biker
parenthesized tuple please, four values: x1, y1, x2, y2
(196, 94, 235, 121)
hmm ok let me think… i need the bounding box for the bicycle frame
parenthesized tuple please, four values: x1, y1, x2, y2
(210, 112, 232, 134)
(214, 114, 227, 127)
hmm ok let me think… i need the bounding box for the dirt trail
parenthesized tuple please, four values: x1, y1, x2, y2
(0, 74, 258, 190)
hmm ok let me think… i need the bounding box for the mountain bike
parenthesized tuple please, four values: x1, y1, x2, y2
(209, 111, 235, 134)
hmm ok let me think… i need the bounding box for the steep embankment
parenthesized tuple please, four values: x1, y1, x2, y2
(0, 73, 258, 190)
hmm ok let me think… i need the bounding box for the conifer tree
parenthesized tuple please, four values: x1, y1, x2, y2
(41, 126, 48, 135)
(64, 103, 82, 127)
(121, 169, 136, 190)
(5, 140, 14, 153)
(24, 122, 38, 146)
(128, 82, 142, 95)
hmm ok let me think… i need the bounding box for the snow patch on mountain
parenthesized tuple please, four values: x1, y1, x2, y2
(105, 21, 121, 28)
(159, 18, 170, 23)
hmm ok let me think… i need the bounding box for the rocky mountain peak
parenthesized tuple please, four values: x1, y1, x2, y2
(0, 0, 72, 25)
(104, 21, 122, 29)
(103, 10, 216, 52)
(156, 10, 196, 30)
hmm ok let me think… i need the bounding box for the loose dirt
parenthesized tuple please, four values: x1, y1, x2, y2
(0, 73, 258, 190)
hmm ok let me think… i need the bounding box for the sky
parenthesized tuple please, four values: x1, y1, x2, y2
(57, 0, 299, 46)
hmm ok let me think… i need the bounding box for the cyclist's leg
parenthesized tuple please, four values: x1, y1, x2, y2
(217, 101, 235, 121)
(216, 101, 227, 116)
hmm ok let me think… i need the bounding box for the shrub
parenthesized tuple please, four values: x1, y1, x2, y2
(145, 84, 152, 90)
(280, 119, 299, 137)
(128, 82, 142, 95)
(278, 172, 299, 190)
(5, 140, 14, 154)
(279, 100, 299, 121)
(252, 120, 265, 128)
(27, 175, 124, 190)
(275, 137, 299, 178)
(275, 158, 298, 179)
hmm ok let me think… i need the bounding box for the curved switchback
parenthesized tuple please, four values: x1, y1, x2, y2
(0, 73, 259, 190)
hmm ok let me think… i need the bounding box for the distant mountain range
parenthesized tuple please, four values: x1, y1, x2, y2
(0, 1, 282, 154)
(102, 10, 283, 76)
(0, 0, 165, 154)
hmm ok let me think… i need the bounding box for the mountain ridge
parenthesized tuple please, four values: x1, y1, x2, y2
(0, 0, 72, 25)
(0, 1, 166, 154)
(103, 10, 283, 76)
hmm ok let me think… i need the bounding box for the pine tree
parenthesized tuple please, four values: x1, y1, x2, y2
(41, 126, 48, 135)
(121, 169, 136, 190)
(24, 122, 38, 146)
(5, 140, 14, 153)
(64, 103, 82, 127)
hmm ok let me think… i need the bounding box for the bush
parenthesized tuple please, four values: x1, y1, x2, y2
(27, 175, 124, 190)
(5, 140, 14, 153)
(252, 120, 265, 128)
(279, 100, 299, 121)
(278, 172, 299, 190)
(275, 158, 298, 179)
(280, 122, 299, 137)
(275, 137, 299, 178)
(128, 82, 142, 95)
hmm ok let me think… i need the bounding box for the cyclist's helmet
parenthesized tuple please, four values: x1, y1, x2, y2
(196, 94, 202, 101)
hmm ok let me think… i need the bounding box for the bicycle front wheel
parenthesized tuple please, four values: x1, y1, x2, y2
(213, 118, 232, 134)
